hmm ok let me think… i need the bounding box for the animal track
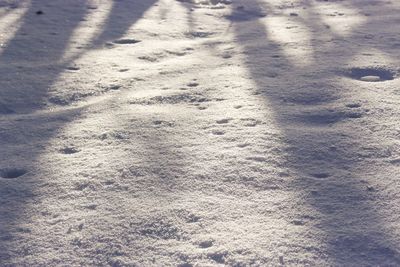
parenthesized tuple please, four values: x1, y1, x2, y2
(346, 103, 362, 108)
(113, 39, 141, 45)
(347, 112, 362, 118)
(216, 118, 231, 124)
(199, 240, 214, 248)
(187, 82, 199, 87)
(291, 220, 305, 226)
(212, 130, 225, 135)
(66, 66, 80, 71)
(60, 147, 79, 154)
(266, 72, 278, 78)
(221, 52, 232, 59)
(166, 50, 188, 56)
(344, 66, 397, 82)
(0, 168, 27, 179)
(108, 84, 121, 90)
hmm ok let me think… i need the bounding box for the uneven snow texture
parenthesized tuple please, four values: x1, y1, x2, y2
(0, 0, 400, 266)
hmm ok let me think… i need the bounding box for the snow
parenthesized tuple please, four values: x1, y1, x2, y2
(0, 0, 400, 265)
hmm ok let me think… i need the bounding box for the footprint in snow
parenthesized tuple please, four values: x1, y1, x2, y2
(0, 168, 27, 179)
(346, 103, 362, 108)
(109, 84, 121, 90)
(60, 147, 79, 154)
(199, 240, 214, 248)
(291, 220, 305, 226)
(66, 66, 80, 71)
(216, 118, 231, 124)
(222, 54, 232, 59)
(187, 82, 199, 87)
(212, 129, 225, 135)
(166, 50, 188, 57)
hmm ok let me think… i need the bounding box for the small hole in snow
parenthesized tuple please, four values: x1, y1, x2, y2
(345, 67, 396, 82)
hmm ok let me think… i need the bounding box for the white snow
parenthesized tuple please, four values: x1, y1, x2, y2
(0, 0, 400, 266)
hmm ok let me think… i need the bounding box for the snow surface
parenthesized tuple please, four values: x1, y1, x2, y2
(0, 0, 400, 266)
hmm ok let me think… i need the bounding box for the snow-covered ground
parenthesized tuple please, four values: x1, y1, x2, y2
(1, 0, 400, 265)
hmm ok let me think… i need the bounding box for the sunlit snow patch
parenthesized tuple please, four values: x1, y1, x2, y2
(313, 1, 366, 37)
(264, 16, 314, 66)
(0, 2, 30, 55)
